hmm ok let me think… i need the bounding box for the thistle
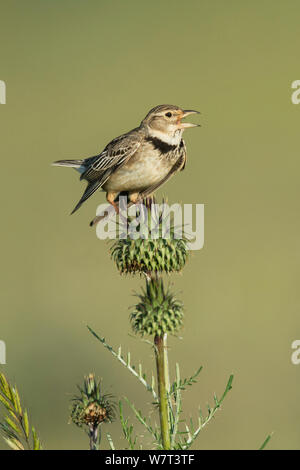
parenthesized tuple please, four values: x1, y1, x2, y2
(110, 201, 188, 275)
(111, 237, 188, 275)
(131, 277, 184, 337)
(70, 374, 116, 450)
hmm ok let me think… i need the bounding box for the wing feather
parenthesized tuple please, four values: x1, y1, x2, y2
(72, 129, 142, 212)
(80, 130, 141, 184)
(71, 180, 103, 214)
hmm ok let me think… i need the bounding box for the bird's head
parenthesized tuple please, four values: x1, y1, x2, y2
(141, 104, 200, 145)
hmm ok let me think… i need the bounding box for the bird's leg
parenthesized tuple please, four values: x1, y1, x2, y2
(91, 192, 144, 227)
(129, 192, 152, 233)
(106, 191, 120, 213)
(128, 192, 140, 205)
(129, 191, 146, 216)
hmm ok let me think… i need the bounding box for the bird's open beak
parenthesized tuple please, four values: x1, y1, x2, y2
(177, 110, 200, 129)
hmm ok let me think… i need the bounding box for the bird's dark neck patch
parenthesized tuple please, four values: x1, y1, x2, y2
(146, 136, 181, 154)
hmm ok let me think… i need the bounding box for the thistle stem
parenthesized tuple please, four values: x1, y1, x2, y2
(154, 333, 171, 450)
(89, 425, 100, 450)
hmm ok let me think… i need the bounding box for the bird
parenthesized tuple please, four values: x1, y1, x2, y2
(53, 104, 200, 225)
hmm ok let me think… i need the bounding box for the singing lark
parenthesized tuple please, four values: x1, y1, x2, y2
(53, 105, 199, 224)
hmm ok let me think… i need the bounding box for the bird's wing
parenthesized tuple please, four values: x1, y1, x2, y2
(71, 130, 142, 214)
(89, 141, 187, 226)
(80, 130, 142, 185)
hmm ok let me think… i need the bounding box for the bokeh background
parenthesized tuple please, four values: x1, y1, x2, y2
(1, 0, 300, 450)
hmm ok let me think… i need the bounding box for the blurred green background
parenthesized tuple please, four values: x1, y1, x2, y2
(1, 0, 300, 450)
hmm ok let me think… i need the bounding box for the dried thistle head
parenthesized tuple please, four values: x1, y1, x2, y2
(130, 278, 184, 337)
(83, 402, 107, 425)
(70, 374, 116, 430)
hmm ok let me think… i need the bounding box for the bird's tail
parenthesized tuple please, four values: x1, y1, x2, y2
(52, 159, 84, 168)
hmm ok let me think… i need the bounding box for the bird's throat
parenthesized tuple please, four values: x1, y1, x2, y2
(147, 128, 182, 146)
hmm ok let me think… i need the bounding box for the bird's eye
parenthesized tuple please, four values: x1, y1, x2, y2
(165, 112, 172, 118)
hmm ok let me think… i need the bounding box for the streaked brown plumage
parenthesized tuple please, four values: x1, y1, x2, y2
(53, 105, 199, 222)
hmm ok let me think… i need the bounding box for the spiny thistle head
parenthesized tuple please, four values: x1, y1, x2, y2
(111, 237, 187, 274)
(70, 374, 116, 430)
(110, 198, 189, 275)
(130, 278, 184, 337)
(111, 235, 188, 275)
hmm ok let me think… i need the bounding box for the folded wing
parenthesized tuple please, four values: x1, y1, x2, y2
(71, 130, 142, 213)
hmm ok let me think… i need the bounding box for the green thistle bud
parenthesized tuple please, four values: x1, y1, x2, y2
(111, 237, 188, 275)
(130, 278, 184, 337)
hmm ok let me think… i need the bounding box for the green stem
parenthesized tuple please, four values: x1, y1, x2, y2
(89, 425, 100, 450)
(163, 334, 170, 394)
(154, 333, 171, 450)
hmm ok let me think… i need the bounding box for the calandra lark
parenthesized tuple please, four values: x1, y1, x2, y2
(53, 105, 199, 224)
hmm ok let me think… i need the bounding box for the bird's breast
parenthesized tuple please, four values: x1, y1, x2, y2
(103, 144, 177, 192)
